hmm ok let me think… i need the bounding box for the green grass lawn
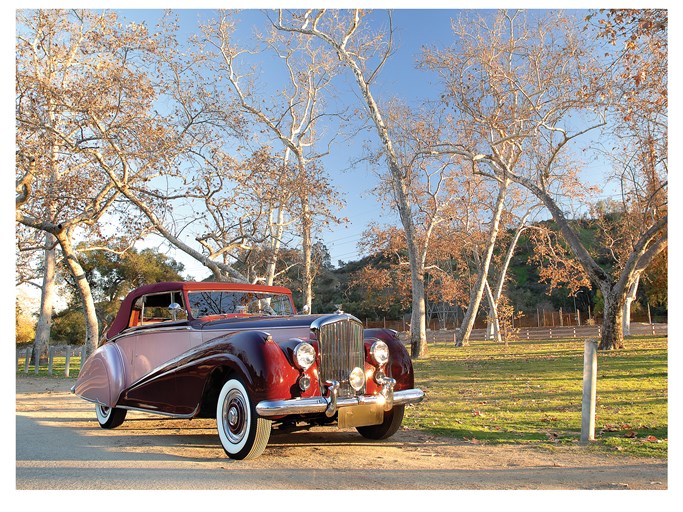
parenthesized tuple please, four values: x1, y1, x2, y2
(404, 335, 667, 458)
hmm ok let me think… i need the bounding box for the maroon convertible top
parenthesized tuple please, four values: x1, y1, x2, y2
(105, 281, 294, 340)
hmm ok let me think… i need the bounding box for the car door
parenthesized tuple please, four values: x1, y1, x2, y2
(117, 291, 193, 414)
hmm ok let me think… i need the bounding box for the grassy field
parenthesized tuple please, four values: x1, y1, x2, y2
(17, 336, 667, 458)
(404, 335, 668, 458)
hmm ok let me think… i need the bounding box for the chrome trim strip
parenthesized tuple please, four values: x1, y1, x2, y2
(255, 388, 425, 418)
(108, 324, 192, 344)
(200, 325, 308, 334)
(310, 313, 363, 331)
(117, 404, 199, 419)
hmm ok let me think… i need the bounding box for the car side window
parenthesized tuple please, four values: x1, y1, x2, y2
(128, 291, 187, 327)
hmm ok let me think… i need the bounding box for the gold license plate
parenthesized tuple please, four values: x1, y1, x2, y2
(338, 404, 384, 428)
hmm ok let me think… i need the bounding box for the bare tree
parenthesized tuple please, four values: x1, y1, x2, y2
(16, 10, 139, 352)
(199, 11, 343, 309)
(483, 201, 541, 343)
(16, 9, 243, 353)
(423, 10, 666, 349)
(274, 9, 446, 357)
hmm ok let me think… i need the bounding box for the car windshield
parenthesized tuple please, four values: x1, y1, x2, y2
(187, 290, 293, 318)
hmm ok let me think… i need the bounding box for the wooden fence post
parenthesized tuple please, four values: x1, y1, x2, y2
(24, 348, 30, 374)
(48, 346, 55, 375)
(581, 339, 598, 444)
(65, 346, 71, 377)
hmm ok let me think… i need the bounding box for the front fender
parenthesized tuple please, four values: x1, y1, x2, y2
(153, 330, 301, 415)
(363, 328, 414, 390)
(72, 343, 126, 408)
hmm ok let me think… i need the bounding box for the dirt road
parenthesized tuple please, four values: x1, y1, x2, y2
(16, 376, 666, 490)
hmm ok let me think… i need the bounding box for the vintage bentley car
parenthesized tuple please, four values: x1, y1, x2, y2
(73, 282, 424, 459)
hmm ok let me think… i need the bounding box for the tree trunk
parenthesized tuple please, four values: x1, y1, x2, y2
(622, 274, 640, 337)
(265, 206, 286, 286)
(409, 270, 427, 359)
(456, 179, 508, 346)
(484, 279, 501, 342)
(599, 288, 625, 350)
(301, 197, 314, 312)
(32, 233, 57, 366)
(56, 231, 99, 355)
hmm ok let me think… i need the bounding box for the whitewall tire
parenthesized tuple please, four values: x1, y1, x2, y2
(95, 404, 127, 429)
(216, 378, 271, 460)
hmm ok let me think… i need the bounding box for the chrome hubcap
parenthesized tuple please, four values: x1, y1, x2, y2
(228, 406, 239, 427)
(222, 389, 247, 444)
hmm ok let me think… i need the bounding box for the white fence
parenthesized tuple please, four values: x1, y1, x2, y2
(16, 345, 87, 376)
(420, 322, 668, 344)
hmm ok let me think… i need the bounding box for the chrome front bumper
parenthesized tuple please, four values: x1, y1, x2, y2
(255, 378, 424, 418)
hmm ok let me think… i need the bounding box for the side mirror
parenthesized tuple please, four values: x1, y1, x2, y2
(168, 302, 182, 321)
(301, 304, 310, 315)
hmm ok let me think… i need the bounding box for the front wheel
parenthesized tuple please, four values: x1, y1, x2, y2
(356, 405, 405, 440)
(216, 379, 271, 460)
(95, 404, 127, 429)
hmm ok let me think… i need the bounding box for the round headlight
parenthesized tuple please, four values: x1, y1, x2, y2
(294, 342, 316, 370)
(349, 367, 365, 391)
(371, 340, 390, 366)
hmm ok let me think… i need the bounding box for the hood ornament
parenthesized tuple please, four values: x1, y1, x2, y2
(334, 304, 344, 314)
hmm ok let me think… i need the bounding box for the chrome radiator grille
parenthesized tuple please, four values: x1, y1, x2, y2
(315, 316, 365, 398)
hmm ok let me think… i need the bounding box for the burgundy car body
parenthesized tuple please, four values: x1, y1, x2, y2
(73, 281, 424, 459)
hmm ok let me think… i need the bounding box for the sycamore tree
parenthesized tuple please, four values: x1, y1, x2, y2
(16, 9, 155, 354)
(273, 9, 441, 358)
(422, 10, 666, 350)
(197, 11, 344, 310)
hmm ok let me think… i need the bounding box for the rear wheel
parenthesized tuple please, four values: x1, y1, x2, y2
(216, 379, 271, 460)
(95, 404, 127, 429)
(356, 405, 404, 440)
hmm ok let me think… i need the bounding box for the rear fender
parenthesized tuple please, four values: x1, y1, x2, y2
(72, 343, 126, 408)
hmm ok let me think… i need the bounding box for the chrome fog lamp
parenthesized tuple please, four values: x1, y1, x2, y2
(349, 367, 365, 391)
(294, 342, 316, 370)
(298, 375, 311, 391)
(370, 340, 390, 366)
